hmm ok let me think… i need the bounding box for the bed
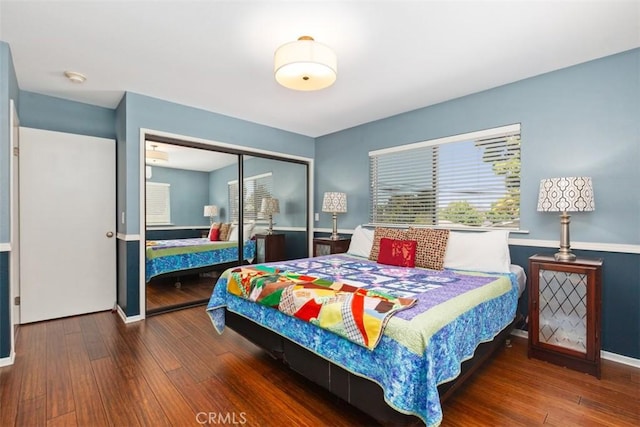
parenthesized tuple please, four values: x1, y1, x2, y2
(206, 228, 525, 426)
(145, 238, 256, 283)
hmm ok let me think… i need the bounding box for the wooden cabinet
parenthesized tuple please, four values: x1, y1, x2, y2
(313, 237, 351, 257)
(528, 254, 603, 378)
(255, 233, 285, 263)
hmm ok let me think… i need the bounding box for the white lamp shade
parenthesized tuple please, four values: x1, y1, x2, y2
(274, 36, 337, 91)
(537, 177, 594, 212)
(260, 197, 280, 215)
(203, 205, 218, 217)
(322, 192, 347, 213)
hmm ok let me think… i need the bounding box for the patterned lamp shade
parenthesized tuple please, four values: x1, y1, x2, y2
(537, 177, 595, 213)
(260, 197, 280, 215)
(203, 205, 218, 217)
(322, 192, 347, 213)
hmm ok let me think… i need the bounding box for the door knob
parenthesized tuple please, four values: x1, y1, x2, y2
(106, 231, 114, 238)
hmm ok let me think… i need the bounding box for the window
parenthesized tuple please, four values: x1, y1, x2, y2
(146, 182, 171, 225)
(369, 124, 521, 229)
(228, 172, 274, 222)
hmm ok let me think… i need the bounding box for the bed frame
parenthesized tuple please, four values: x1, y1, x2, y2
(226, 309, 522, 424)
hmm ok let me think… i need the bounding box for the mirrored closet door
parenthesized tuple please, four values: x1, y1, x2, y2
(144, 139, 309, 315)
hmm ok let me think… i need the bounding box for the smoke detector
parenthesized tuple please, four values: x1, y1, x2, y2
(64, 71, 87, 84)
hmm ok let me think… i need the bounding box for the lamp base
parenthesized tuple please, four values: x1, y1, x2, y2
(554, 251, 576, 262)
(267, 215, 274, 235)
(555, 212, 576, 262)
(330, 213, 340, 240)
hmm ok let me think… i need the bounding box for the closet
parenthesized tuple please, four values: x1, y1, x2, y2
(143, 136, 309, 315)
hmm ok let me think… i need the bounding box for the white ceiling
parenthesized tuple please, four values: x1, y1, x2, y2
(1, 1, 639, 138)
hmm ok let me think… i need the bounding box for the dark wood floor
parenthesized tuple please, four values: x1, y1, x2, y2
(1, 307, 638, 426)
(146, 273, 219, 312)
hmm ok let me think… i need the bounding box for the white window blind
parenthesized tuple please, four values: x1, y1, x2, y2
(228, 172, 274, 222)
(146, 182, 171, 225)
(369, 124, 521, 229)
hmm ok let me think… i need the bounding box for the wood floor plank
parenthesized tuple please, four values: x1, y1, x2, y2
(46, 411, 77, 427)
(64, 332, 110, 427)
(0, 362, 22, 426)
(78, 315, 110, 361)
(114, 320, 200, 425)
(45, 320, 75, 420)
(166, 367, 254, 424)
(145, 317, 215, 382)
(90, 356, 143, 427)
(16, 396, 47, 426)
(16, 323, 47, 403)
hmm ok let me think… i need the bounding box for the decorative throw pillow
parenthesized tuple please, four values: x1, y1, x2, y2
(406, 227, 450, 270)
(377, 238, 417, 268)
(219, 223, 231, 241)
(207, 222, 221, 240)
(369, 227, 409, 261)
(209, 228, 220, 241)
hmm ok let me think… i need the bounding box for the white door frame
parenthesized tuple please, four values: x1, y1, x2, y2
(8, 99, 19, 365)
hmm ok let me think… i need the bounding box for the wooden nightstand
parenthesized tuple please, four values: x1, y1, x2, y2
(313, 237, 351, 257)
(528, 254, 603, 378)
(255, 233, 285, 263)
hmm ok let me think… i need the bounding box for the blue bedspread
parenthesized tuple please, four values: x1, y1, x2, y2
(145, 238, 256, 282)
(206, 254, 518, 426)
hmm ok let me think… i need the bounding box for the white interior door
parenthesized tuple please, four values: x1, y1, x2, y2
(19, 127, 116, 323)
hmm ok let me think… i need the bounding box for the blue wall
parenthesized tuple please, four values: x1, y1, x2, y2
(146, 166, 210, 227)
(315, 49, 640, 358)
(18, 91, 116, 139)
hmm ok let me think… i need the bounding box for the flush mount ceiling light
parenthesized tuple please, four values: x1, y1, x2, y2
(63, 70, 87, 84)
(146, 144, 169, 164)
(274, 35, 337, 91)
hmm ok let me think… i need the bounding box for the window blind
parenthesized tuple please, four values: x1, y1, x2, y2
(369, 124, 521, 229)
(146, 182, 171, 225)
(228, 172, 274, 222)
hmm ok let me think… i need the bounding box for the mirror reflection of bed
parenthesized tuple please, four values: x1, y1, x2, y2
(144, 139, 309, 315)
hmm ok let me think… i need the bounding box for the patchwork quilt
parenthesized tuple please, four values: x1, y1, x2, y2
(206, 254, 519, 426)
(226, 265, 416, 349)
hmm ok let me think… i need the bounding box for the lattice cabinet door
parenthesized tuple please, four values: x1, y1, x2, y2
(528, 254, 603, 378)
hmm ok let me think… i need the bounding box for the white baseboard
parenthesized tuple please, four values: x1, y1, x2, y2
(116, 305, 144, 323)
(0, 351, 15, 367)
(510, 329, 640, 369)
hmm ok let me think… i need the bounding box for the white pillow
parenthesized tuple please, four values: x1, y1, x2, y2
(347, 225, 375, 258)
(228, 222, 256, 241)
(227, 225, 238, 241)
(443, 230, 511, 273)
